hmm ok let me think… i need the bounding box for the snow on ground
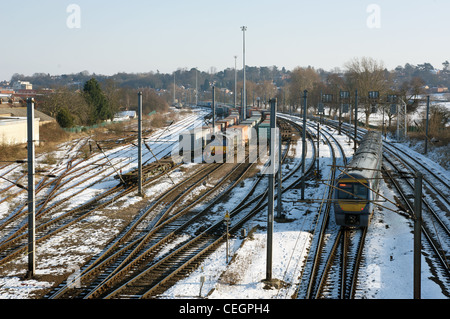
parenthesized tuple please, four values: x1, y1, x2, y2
(0, 106, 448, 299)
(356, 181, 443, 299)
(162, 113, 449, 300)
(0, 108, 208, 298)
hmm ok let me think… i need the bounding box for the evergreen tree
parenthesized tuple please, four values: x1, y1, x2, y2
(56, 107, 74, 128)
(83, 78, 112, 124)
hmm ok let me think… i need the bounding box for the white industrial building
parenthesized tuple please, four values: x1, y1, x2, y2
(12, 81, 33, 90)
(0, 107, 55, 146)
(0, 117, 40, 145)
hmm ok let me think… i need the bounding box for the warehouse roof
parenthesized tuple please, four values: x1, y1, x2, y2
(0, 107, 55, 123)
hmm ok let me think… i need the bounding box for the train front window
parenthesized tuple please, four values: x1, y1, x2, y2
(337, 183, 368, 200)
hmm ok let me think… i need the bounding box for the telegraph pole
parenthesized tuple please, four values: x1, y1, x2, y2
(26, 98, 36, 278)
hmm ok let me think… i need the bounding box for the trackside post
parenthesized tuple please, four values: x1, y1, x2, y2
(414, 172, 422, 299)
(301, 90, 307, 200)
(266, 98, 277, 281)
(138, 92, 143, 197)
(26, 98, 36, 278)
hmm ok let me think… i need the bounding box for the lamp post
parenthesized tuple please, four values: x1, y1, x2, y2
(241, 26, 247, 120)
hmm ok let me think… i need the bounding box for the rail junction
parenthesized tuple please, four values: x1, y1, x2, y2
(0, 107, 448, 299)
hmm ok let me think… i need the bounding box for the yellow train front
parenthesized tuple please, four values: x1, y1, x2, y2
(205, 134, 230, 162)
(334, 173, 375, 227)
(333, 131, 383, 228)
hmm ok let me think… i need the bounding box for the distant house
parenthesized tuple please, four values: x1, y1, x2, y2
(12, 81, 33, 90)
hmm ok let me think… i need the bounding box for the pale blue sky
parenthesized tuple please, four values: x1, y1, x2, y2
(1, 0, 449, 81)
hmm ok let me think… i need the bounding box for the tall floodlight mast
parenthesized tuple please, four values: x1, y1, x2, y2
(234, 55, 238, 108)
(241, 26, 247, 120)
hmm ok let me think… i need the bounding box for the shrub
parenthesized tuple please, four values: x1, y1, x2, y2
(56, 108, 74, 128)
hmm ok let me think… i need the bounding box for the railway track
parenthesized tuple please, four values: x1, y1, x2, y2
(5, 112, 376, 299)
(348, 123, 450, 283)
(263, 115, 362, 299)
(0, 130, 146, 227)
(95, 120, 313, 299)
(278, 116, 387, 299)
(0, 139, 176, 261)
(0, 138, 92, 225)
(0, 162, 180, 267)
(382, 155, 450, 278)
(0, 113, 207, 268)
(45, 161, 227, 298)
(291, 118, 356, 299)
(309, 124, 367, 299)
(320, 118, 450, 296)
(44, 117, 315, 299)
(48, 163, 259, 298)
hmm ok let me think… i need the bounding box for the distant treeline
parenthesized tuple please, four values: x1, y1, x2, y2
(10, 61, 450, 94)
(12, 59, 450, 130)
(37, 78, 169, 128)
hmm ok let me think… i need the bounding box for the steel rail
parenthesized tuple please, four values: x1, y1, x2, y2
(91, 119, 305, 298)
(46, 162, 221, 299)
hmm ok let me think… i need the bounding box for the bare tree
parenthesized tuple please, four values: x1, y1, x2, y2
(289, 67, 320, 112)
(102, 79, 121, 118)
(236, 80, 257, 107)
(39, 87, 90, 126)
(254, 80, 277, 107)
(345, 57, 390, 126)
